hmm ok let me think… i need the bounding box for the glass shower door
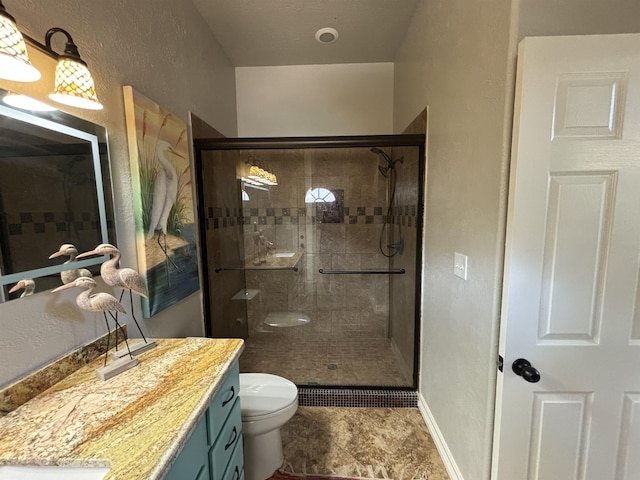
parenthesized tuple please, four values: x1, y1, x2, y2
(195, 137, 424, 389)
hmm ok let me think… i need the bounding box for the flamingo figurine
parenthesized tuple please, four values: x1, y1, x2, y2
(77, 243, 154, 352)
(51, 277, 134, 367)
(9, 279, 35, 298)
(49, 243, 93, 284)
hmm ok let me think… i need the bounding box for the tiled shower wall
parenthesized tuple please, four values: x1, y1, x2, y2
(388, 110, 427, 382)
(241, 148, 390, 340)
(201, 143, 422, 386)
(200, 150, 248, 339)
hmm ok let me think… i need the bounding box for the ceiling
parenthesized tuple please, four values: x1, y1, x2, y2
(191, 0, 421, 67)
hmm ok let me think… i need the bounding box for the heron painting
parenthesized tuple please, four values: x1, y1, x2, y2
(123, 87, 200, 318)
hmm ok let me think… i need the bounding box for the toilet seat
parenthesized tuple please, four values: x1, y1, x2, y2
(240, 373, 298, 419)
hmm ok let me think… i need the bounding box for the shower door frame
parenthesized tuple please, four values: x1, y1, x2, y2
(194, 134, 425, 390)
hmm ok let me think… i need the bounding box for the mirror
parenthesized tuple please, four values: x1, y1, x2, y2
(0, 89, 115, 302)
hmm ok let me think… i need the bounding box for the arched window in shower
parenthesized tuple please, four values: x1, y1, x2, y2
(304, 187, 335, 203)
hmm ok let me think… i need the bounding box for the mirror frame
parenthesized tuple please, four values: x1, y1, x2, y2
(0, 92, 113, 299)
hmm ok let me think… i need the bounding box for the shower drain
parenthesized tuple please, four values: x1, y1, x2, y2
(327, 363, 338, 370)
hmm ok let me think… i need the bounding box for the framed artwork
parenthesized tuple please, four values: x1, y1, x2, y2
(123, 86, 200, 317)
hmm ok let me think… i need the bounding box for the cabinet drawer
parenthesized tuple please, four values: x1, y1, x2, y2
(166, 416, 208, 480)
(222, 437, 243, 480)
(196, 463, 210, 480)
(207, 362, 240, 444)
(209, 399, 242, 480)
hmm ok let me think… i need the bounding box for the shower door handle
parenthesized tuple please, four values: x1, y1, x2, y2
(319, 268, 405, 275)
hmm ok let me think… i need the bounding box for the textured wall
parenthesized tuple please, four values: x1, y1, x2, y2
(0, 0, 237, 388)
(236, 63, 394, 137)
(517, 0, 640, 39)
(394, 1, 514, 478)
(394, 1, 640, 479)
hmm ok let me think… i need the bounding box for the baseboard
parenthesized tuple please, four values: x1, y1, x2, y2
(417, 393, 465, 480)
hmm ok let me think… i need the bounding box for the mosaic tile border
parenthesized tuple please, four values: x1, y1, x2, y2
(298, 388, 418, 408)
(4, 211, 101, 236)
(205, 205, 420, 229)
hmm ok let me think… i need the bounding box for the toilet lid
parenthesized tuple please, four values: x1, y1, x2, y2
(240, 373, 298, 417)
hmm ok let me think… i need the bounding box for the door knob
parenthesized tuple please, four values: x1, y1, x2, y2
(512, 358, 541, 383)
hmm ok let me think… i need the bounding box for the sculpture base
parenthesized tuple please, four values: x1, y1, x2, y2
(96, 356, 139, 381)
(110, 339, 157, 359)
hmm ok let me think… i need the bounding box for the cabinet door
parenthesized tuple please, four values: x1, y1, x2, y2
(209, 399, 243, 480)
(222, 437, 244, 480)
(207, 362, 240, 445)
(166, 417, 208, 480)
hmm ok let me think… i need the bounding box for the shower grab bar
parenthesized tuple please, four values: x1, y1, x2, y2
(318, 268, 405, 275)
(215, 266, 299, 273)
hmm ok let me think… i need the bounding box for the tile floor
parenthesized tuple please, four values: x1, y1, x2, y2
(278, 407, 450, 480)
(240, 334, 410, 386)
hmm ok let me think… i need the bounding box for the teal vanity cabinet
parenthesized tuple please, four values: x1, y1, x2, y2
(167, 362, 243, 480)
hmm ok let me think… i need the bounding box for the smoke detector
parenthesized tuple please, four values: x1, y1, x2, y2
(315, 27, 339, 44)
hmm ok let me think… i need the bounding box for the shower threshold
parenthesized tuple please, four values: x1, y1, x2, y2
(298, 387, 417, 408)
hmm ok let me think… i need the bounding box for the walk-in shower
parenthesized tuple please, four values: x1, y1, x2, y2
(194, 135, 424, 389)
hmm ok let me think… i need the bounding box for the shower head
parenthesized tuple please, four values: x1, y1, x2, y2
(370, 147, 393, 166)
(371, 147, 403, 177)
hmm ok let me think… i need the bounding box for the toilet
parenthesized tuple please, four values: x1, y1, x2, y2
(239, 373, 298, 480)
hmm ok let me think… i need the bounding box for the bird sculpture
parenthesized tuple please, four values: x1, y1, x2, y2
(77, 243, 149, 344)
(9, 279, 35, 298)
(51, 276, 132, 364)
(49, 243, 93, 285)
(146, 140, 180, 276)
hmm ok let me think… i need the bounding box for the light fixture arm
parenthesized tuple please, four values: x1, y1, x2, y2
(44, 27, 86, 65)
(0, 5, 102, 109)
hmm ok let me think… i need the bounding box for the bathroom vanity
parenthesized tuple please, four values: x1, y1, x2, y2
(0, 337, 244, 480)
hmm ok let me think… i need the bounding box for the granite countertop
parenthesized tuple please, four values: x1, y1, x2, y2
(0, 337, 244, 480)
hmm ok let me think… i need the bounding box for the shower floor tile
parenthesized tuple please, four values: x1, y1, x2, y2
(240, 333, 411, 386)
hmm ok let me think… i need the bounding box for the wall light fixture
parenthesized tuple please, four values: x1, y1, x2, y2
(0, 0, 102, 110)
(243, 156, 278, 186)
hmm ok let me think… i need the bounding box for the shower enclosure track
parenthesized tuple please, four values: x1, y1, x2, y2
(215, 266, 299, 273)
(318, 268, 405, 275)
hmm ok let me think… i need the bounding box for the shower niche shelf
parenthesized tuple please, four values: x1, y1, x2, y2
(215, 250, 303, 274)
(245, 249, 303, 270)
(232, 289, 260, 300)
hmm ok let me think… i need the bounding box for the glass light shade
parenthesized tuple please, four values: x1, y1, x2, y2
(3, 92, 56, 111)
(0, 15, 41, 82)
(265, 171, 278, 185)
(248, 165, 266, 182)
(49, 58, 103, 110)
(247, 164, 278, 185)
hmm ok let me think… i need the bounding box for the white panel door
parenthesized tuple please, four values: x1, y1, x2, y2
(492, 34, 640, 480)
